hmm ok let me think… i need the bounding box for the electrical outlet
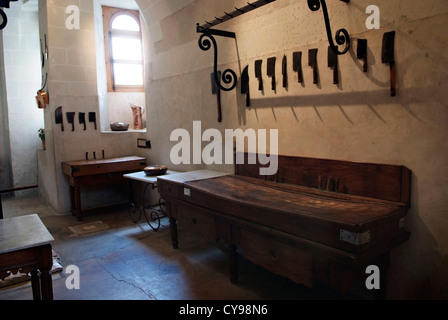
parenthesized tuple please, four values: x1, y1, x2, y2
(137, 138, 151, 149)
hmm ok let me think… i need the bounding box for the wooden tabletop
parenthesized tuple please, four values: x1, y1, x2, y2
(0, 214, 54, 255)
(63, 156, 146, 166)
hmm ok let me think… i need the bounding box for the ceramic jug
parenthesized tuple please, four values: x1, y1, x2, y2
(130, 104, 144, 130)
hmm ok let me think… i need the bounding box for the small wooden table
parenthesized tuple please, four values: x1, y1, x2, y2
(62, 156, 147, 220)
(0, 214, 54, 300)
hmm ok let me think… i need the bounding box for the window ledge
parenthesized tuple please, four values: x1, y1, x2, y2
(102, 129, 147, 134)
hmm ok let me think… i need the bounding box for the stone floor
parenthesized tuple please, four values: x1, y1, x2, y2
(0, 195, 354, 301)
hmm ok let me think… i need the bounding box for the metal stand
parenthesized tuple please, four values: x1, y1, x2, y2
(127, 179, 166, 231)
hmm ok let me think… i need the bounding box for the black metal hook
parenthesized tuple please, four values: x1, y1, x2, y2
(247, 2, 257, 8)
(308, 0, 351, 55)
(235, 7, 245, 13)
(224, 12, 233, 18)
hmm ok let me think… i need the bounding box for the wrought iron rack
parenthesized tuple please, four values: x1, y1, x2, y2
(0, 0, 18, 30)
(197, 0, 351, 92)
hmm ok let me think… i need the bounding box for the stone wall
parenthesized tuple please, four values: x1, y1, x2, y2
(1, 1, 43, 196)
(136, 0, 448, 299)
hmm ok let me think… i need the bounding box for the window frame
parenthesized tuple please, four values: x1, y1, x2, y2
(102, 6, 145, 93)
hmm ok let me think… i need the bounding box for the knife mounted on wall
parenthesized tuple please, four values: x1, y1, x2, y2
(327, 46, 338, 85)
(357, 39, 368, 73)
(79, 112, 86, 130)
(254, 60, 263, 91)
(292, 51, 303, 83)
(89, 112, 97, 130)
(282, 55, 287, 89)
(241, 65, 250, 107)
(66, 112, 75, 131)
(267, 57, 276, 91)
(309, 48, 319, 85)
(55, 106, 64, 132)
(382, 31, 396, 97)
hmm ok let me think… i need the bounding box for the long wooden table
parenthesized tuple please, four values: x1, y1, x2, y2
(62, 156, 147, 220)
(157, 154, 412, 298)
(0, 214, 54, 300)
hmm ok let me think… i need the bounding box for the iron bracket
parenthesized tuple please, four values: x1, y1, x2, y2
(197, 26, 238, 92)
(0, 0, 19, 30)
(308, 0, 351, 55)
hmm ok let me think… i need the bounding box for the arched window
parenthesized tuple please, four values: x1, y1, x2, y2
(102, 6, 144, 92)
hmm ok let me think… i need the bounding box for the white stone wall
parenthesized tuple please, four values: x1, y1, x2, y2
(136, 0, 448, 299)
(25, 0, 448, 298)
(2, 1, 43, 196)
(37, 0, 149, 213)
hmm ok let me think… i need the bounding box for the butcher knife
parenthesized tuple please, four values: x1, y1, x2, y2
(211, 71, 222, 123)
(89, 112, 97, 130)
(357, 39, 368, 73)
(308, 48, 318, 84)
(55, 106, 64, 131)
(241, 65, 250, 107)
(382, 31, 396, 97)
(254, 60, 263, 91)
(282, 55, 287, 89)
(79, 112, 86, 130)
(292, 51, 303, 83)
(267, 57, 276, 91)
(66, 112, 75, 131)
(327, 46, 338, 85)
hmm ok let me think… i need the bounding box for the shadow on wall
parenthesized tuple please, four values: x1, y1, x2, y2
(235, 85, 434, 126)
(389, 173, 448, 299)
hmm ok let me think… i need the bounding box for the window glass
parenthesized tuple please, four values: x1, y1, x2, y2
(113, 64, 144, 86)
(111, 15, 140, 31)
(111, 37, 142, 61)
(103, 6, 144, 92)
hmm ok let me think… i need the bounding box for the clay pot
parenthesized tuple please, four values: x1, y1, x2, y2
(130, 104, 144, 130)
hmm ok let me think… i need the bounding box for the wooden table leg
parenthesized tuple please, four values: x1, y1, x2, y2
(228, 244, 238, 284)
(30, 267, 41, 300)
(39, 244, 54, 300)
(74, 182, 82, 221)
(169, 217, 179, 249)
(0, 194, 3, 219)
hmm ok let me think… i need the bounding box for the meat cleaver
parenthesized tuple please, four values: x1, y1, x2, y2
(308, 48, 318, 84)
(66, 112, 75, 131)
(357, 39, 368, 73)
(89, 112, 97, 130)
(292, 51, 303, 83)
(382, 31, 396, 97)
(241, 65, 250, 107)
(254, 60, 263, 91)
(267, 57, 276, 91)
(327, 46, 338, 85)
(282, 55, 287, 89)
(79, 112, 86, 130)
(55, 106, 64, 131)
(211, 71, 222, 123)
